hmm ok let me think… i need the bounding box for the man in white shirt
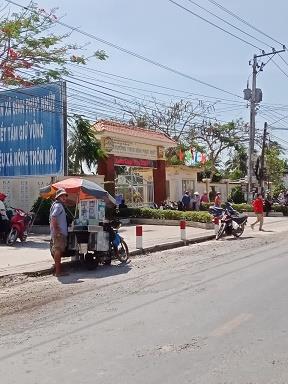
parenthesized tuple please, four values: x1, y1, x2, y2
(49, 189, 68, 277)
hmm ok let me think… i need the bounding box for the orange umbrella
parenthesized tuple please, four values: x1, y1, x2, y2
(40, 177, 116, 206)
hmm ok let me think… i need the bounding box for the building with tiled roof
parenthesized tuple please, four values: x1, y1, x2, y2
(92, 120, 176, 147)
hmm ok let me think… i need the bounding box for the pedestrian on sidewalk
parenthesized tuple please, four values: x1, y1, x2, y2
(181, 191, 191, 211)
(49, 189, 69, 277)
(251, 193, 264, 231)
(191, 192, 200, 211)
(200, 191, 209, 204)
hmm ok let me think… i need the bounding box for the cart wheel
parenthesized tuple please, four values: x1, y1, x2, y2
(117, 239, 129, 263)
(104, 258, 112, 265)
(84, 252, 97, 270)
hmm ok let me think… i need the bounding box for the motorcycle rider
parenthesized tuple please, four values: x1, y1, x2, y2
(214, 192, 222, 207)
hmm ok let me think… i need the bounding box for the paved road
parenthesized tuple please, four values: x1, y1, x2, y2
(1, 224, 288, 383)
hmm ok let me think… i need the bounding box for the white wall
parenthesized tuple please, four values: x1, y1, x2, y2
(0, 175, 104, 212)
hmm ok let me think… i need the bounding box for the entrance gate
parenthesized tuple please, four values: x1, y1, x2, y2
(94, 121, 176, 205)
(115, 170, 154, 207)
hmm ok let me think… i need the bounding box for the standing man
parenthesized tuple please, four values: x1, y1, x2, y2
(251, 193, 264, 231)
(192, 192, 201, 211)
(181, 191, 191, 211)
(50, 189, 68, 276)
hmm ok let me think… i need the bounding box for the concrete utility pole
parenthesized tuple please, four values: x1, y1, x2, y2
(246, 48, 286, 201)
(247, 54, 257, 201)
(259, 121, 268, 191)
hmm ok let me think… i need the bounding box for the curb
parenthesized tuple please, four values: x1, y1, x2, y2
(0, 234, 216, 281)
(128, 234, 216, 256)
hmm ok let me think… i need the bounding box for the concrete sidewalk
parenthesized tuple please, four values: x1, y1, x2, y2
(0, 217, 287, 278)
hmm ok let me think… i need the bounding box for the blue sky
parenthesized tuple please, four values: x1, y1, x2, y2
(18, 0, 288, 149)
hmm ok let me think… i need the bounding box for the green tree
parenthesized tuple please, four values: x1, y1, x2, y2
(187, 120, 249, 179)
(266, 143, 287, 190)
(0, 2, 107, 86)
(68, 115, 106, 175)
(224, 144, 248, 180)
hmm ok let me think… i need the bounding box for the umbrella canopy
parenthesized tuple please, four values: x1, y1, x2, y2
(40, 178, 116, 206)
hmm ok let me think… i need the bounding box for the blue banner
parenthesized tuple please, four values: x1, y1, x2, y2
(0, 82, 65, 177)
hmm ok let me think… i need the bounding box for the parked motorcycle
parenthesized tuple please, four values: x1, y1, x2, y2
(6, 208, 34, 245)
(210, 202, 248, 240)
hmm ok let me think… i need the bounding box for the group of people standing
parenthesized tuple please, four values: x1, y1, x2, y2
(181, 190, 222, 211)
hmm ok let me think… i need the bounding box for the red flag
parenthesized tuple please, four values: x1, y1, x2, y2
(200, 153, 207, 164)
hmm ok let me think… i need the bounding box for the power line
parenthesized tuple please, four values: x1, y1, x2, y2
(206, 0, 285, 47)
(167, 0, 262, 50)
(271, 58, 288, 80)
(278, 54, 288, 68)
(66, 66, 248, 109)
(186, 0, 272, 49)
(5, 0, 242, 99)
(68, 63, 246, 104)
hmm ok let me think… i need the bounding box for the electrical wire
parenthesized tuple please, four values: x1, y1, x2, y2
(205, 0, 285, 47)
(186, 0, 272, 49)
(167, 0, 262, 50)
(5, 0, 242, 99)
(271, 58, 288, 80)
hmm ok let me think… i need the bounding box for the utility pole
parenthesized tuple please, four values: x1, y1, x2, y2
(247, 54, 257, 201)
(245, 47, 286, 202)
(259, 121, 267, 191)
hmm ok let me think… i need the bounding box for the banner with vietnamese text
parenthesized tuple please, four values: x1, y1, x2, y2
(0, 82, 65, 177)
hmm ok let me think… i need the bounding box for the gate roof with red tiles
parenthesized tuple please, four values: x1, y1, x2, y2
(92, 120, 177, 146)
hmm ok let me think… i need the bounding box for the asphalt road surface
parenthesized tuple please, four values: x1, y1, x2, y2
(1, 228, 288, 384)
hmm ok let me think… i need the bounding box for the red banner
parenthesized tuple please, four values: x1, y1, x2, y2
(114, 156, 156, 168)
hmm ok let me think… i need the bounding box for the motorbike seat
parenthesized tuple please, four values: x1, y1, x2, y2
(209, 206, 224, 216)
(231, 214, 247, 224)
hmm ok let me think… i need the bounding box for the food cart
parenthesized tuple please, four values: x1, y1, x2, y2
(40, 178, 128, 268)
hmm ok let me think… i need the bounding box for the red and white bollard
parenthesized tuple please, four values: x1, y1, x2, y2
(213, 217, 220, 234)
(136, 225, 143, 249)
(180, 220, 186, 242)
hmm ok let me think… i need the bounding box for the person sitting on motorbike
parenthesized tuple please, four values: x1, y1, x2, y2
(104, 220, 120, 259)
(214, 192, 222, 207)
(118, 199, 127, 210)
(0, 193, 10, 242)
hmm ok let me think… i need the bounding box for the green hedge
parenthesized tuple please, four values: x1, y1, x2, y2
(118, 208, 212, 223)
(32, 200, 288, 226)
(273, 205, 288, 216)
(200, 202, 253, 212)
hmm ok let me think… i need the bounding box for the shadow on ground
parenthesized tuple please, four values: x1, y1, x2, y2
(57, 261, 132, 284)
